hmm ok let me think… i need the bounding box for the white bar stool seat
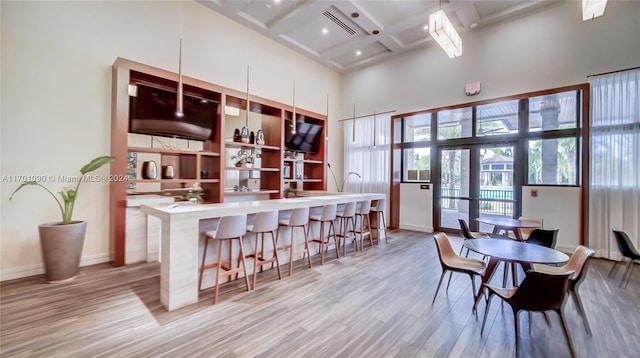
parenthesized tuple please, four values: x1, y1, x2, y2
(246, 210, 281, 290)
(199, 214, 250, 304)
(276, 207, 311, 276)
(310, 203, 339, 265)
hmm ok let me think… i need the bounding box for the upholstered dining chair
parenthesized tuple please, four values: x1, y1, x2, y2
(532, 245, 595, 334)
(508, 216, 542, 241)
(432, 233, 486, 304)
(481, 270, 576, 358)
(610, 230, 640, 288)
(525, 228, 559, 249)
(458, 219, 490, 257)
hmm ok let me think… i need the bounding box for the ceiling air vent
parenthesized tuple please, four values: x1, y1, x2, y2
(322, 10, 356, 35)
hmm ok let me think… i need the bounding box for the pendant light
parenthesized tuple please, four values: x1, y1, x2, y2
(372, 111, 377, 148)
(175, 0, 184, 117)
(245, 65, 250, 127)
(325, 93, 329, 140)
(352, 102, 356, 144)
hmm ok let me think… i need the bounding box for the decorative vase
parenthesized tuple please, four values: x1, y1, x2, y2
(162, 165, 174, 179)
(38, 221, 87, 283)
(256, 129, 265, 145)
(240, 126, 249, 143)
(142, 161, 157, 179)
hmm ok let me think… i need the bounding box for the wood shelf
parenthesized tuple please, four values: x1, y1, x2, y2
(303, 160, 323, 164)
(225, 166, 279, 172)
(128, 146, 220, 157)
(224, 141, 279, 151)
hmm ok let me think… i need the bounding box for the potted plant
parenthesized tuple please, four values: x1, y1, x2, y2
(232, 149, 257, 168)
(9, 155, 115, 283)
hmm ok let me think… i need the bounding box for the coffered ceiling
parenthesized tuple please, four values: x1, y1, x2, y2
(197, 0, 558, 72)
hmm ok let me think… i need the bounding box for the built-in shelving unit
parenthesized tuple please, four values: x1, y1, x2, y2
(110, 57, 326, 266)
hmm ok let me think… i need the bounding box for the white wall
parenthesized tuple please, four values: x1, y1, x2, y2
(522, 186, 581, 252)
(0, 0, 342, 280)
(341, 1, 640, 116)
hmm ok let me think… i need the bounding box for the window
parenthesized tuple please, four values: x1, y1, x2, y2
(403, 113, 430, 142)
(476, 100, 519, 136)
(528, 91, 578, 132)
(438, 108, 472, 139)
(528, 138, 577, 185)
(404, 147, 430, 181)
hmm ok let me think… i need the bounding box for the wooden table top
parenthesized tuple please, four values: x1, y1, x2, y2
(463, 238, 569, 264)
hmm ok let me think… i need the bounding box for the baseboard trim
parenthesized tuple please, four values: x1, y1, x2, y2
(399, 224, 434, 233)
(1, 253, 112, 282)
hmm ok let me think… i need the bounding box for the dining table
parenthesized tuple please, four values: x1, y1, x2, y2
(463, 238, 570, 310)
(476, 216, 541, 241)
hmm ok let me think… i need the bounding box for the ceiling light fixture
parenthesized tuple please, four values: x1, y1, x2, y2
(352, 103, 356, 145)
(372, 111, 377, 149)
(245, 65, 250, 127)
(582, 0, 608, 21)
(322, 27, 329, 35)
(356, 50, 362, 56)
(428, 8, 462, 58)
(325, 93, 329, 140)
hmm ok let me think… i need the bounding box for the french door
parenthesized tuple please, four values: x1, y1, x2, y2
(438, 144, 517, 232)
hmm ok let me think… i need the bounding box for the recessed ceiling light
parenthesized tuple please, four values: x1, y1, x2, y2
(372, 30, 379, 35)
(351, 12, 359, 18)
(470, 22, 479, 29)
(322, 28, 329, 35)
(274, 0, 281, 4)
(423, 25, 429, 31)
(356, 50, 362, 56)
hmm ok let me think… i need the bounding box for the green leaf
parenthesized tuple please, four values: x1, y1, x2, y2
(9, 181, 39, 200)
(80, 156, 115, 175)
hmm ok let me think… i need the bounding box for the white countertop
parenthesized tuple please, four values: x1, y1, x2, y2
(140, 193, 385, 220)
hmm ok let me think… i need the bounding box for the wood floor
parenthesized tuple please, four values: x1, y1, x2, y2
(1, 230, 639, 358)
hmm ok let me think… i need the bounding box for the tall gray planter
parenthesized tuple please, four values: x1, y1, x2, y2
(38, 221, 86, 283)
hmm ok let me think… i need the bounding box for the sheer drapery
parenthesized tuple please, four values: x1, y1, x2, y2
(589, 69, 640, 259)
(342, 113, 391, 213)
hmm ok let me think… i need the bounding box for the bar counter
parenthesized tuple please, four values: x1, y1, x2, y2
(141, 192, 385, 311)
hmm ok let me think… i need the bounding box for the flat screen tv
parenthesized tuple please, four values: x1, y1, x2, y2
(285, 121, 322, 154)
(129, 83, 218, 141)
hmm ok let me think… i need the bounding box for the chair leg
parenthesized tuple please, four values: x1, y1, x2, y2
(252, 234, 260, 290)
(432, 270, 447, 304)
(198, 237, 210, 291)
(571, 289, 591, 335)
(330, 222, 339, 259)
(621, 260, 635, 288)
(289, 226, 295, 277)
(237, 237, 250, 292)
(380, 211, 388, 242)
(513, 310, 520, 358)
(608, 259, 621, 277)
(270, 231, 282, 280)
(319, 222, 326, 265)
(480, 292, 493, 335)
(304, 225, 312, 269)
(556, 309, 576, 358)
(213, 240, 223, 304)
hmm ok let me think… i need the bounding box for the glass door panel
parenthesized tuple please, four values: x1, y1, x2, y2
(478, 145, 516, 233)
(439, 148, 471, 230)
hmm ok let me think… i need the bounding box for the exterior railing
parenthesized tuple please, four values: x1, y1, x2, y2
(440, 187, 514, 216)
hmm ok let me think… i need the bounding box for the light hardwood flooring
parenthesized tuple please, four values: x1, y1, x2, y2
(1, 230, 639, 357)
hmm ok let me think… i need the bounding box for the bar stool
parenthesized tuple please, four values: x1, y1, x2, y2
(199, 214, 250, 304)
(245, 210, 281, 290)
(354, 200, 373, 249)
(310, 203, 339, 264)
(371, 198, 388, 243)
(276, 207, 312, 276)
(335, 201, 357, 256)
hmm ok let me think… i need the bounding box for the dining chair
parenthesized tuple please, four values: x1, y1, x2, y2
(609, 230, 640, 288)
(458, 219, 490, 256)
(508, 216, 542, 241)
(481, 270, 576, 358)
(532, 245, 595, 334)
(432, 233, 486, 304)
(525, 228, 559, 249)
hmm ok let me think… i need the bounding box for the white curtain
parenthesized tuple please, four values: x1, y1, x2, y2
(589, 68, 640, 259)
(342, 113, 391, 210)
